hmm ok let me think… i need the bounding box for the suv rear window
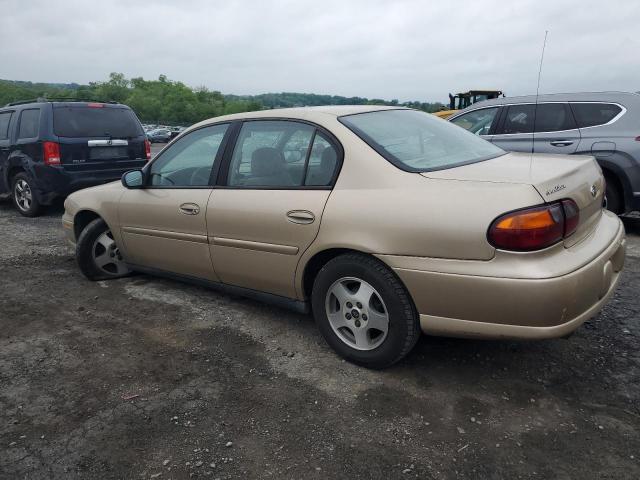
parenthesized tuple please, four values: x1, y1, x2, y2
(53, 106, 143, 138)
(340, 109, 504, 172)
(570, 103, 622, 128)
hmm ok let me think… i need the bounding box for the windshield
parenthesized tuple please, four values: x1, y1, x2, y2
(53, 106, 143, 138)
(340, 109, 505, 172)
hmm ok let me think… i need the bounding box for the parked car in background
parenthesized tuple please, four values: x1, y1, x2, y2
(0, 99, 150, 216)
(63, 106, 624, 368)
(147, 128, 172, 143)
(448, 92, 640, 214)
(169, 126, 186, 139)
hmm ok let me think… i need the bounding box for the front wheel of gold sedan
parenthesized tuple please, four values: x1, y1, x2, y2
(311, 253, 420, 369)
(76, 218, 131, 281)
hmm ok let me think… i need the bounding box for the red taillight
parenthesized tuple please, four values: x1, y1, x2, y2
(43, 141, 61, 166)
(144, 139, 151, 160)
(561, 199, 580, 237)
(87, 102, 104, 108)
(488, 200, 580, 251)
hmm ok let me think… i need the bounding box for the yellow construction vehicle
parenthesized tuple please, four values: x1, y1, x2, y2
(433, 90, 504, 119)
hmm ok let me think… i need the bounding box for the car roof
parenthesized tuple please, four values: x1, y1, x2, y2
(190, 105, 407, 130)
(2, 99, 127, 109)
(466, 91, 640, 109)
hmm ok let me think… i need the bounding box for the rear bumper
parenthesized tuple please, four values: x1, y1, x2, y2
(33, 163, 144, 204)
(381, 211, 625, 339)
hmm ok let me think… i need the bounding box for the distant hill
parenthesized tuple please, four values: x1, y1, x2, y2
(0, 75, 444, 124)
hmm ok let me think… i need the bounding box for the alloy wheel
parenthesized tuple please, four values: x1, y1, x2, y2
(92, 231, 129, 276)
(14, 179, 32, 212)
(325, 276, 389, 351)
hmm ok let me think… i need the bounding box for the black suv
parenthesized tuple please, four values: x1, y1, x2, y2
(0, 99, 150, 216)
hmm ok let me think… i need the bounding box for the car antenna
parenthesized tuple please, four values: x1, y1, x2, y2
(532, 30, 549, 155)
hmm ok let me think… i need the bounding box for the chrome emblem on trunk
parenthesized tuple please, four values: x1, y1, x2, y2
(590, 184, 598, 198)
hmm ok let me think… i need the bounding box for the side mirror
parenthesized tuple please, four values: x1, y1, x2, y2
(122, 169, 145, 189)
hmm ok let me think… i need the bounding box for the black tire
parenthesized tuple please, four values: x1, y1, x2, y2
(311, 253, 420, 369)
(12, 172, 42, 217)
(604, 176, 623, 215)
(76, 218, 131, 281)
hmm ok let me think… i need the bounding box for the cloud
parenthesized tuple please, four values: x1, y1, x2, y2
(1, 0, 638, 103)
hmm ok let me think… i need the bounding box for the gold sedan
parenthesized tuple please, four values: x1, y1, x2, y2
(63, 106, 625, 368)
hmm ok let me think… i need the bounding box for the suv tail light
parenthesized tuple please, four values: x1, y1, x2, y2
(488, 200, 580, 251)
(43, 141, 61, 166)
(144, 139, 151, 160)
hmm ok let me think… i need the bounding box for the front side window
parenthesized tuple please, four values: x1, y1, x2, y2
(340, 109, 504, 172)
(149, 124, 228, 187)
(228, 121, 315, 187)
(18, 109, 40, 139)
(450, 107, 499, 135)
(571, 103, 623, 128)
(534, 103, 576, 132)
(0, 111, 12, 140)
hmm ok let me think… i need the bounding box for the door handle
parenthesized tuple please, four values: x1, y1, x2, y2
(550, 140, 573, 147)
(286, 210, 315, 224)
(179, 203, 200, 215)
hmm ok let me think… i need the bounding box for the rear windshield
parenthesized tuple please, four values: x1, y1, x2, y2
(340, 109, 505, 172)
(53, 106, 143, 138)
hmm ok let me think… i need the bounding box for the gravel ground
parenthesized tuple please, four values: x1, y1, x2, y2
(0, 199, 639, 480)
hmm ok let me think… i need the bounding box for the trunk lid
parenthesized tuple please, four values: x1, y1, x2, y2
(422, 152, 605, 247)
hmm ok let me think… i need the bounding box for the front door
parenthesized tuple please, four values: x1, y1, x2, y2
(119, 123, 230, 281)
(449, 106, 500, 142)
(207, 120, 341, 298)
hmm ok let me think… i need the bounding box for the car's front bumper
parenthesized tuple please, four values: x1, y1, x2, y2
(379, 210, 625, 340)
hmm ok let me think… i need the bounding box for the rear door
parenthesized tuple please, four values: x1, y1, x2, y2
(532, 103, 580, 154)
(53, 103, 148, 176)
(492, 103, 580, 154)
(207, 120, 341, 298)
(118, 123, 230, 280)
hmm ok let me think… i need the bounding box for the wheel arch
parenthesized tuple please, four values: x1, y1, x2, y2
(596, 157, 634, 213)
(73, 209, 104, 242)
(299, 247, 413, 306)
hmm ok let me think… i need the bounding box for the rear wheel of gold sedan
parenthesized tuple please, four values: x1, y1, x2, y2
(311, 253, 420, 369)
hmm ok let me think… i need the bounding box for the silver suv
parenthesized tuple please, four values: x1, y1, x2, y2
(448, 92, 640, 213)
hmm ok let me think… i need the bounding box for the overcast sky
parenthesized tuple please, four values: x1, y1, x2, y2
(1, 0, 638, 103)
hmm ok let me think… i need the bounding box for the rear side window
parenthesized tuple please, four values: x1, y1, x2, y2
(0, 111, 12, 140)
(18, 109, 40, 139)
(534, 103, 576, 132)
(305, 133, 338, 186)
(53, 106, 143, 137)
(571, 103, 622, 128)
(228, 121, 316, 187)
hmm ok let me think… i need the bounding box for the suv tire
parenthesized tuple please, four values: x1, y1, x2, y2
(311, 253, 420, 369)
(604, 176, 623, 214)
(12, 172, 42, 217)
(76, 218, 131, 281)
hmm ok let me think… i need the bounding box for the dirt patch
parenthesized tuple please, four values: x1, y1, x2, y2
(1, 202, 639, 479)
